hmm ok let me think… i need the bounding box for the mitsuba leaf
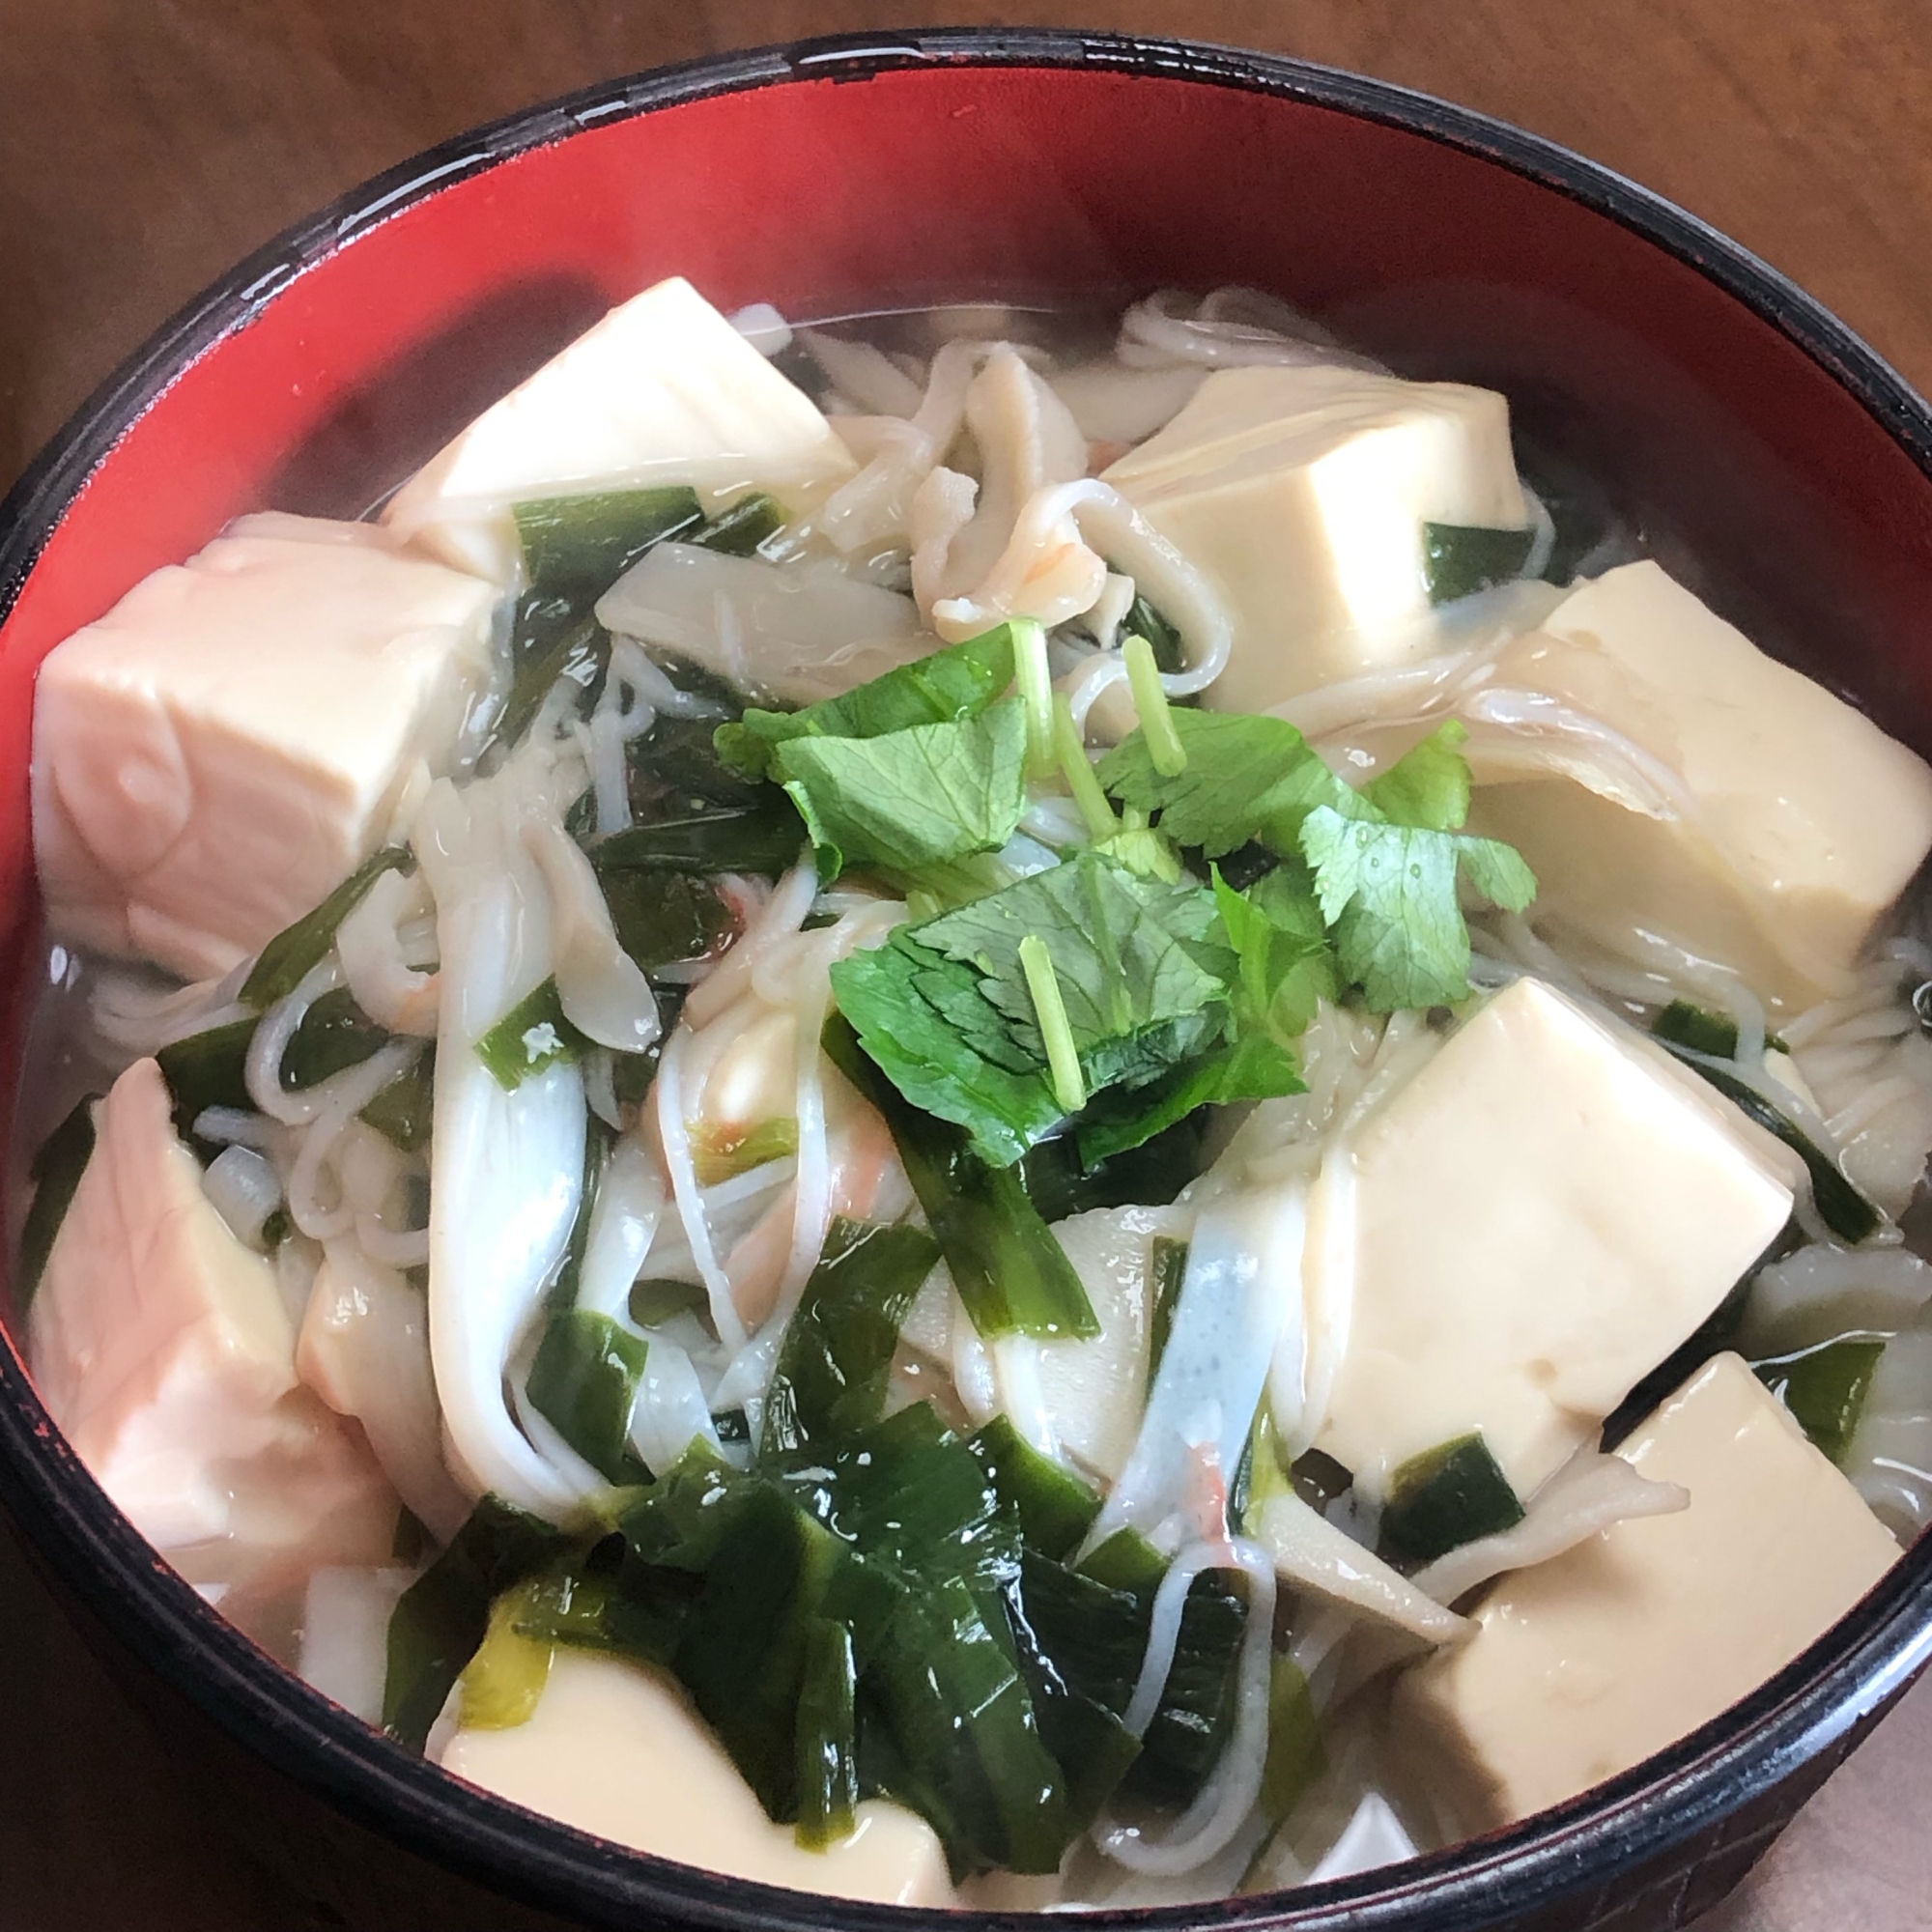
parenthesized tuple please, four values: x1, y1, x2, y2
(1300, 807, 1535, 1011)
(1363, 721, 1472, 832)
(714, 624, 1018, 778)
(1096, 711, 1358, 858)
(773, 696, 1028, 880)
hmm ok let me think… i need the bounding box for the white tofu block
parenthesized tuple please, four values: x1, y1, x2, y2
(1393, 1352, 1899, 1830)
(28, 1059, 397, 1616)
(1314, 978, 1796, 1501)
(33, 516, 496, 981)
(442, 1652, 955, 1906)
(384, 276, 857, 582)
(1466, 561, 1932, 1009)
(1102, 363, 1527, 709)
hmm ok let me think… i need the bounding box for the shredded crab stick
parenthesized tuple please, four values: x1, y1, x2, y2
(414, 751, 591, 1518)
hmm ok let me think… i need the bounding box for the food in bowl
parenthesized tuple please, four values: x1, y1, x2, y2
(16, 273, 1932, 1909)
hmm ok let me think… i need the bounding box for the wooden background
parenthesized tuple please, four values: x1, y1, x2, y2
(5, 3, 1932, 1927)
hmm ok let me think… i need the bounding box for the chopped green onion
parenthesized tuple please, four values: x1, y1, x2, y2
(1122, 634, 1186, 778)
(1053, 694, 1118, 840)
(1018, 934, 1087, 1114)
(459, 1579, 555, 1729)
(1380, 1431, 1523, 1564)
(241, 847, 412, 1009)
(1259, 1655, 1324, 1822)
(1011, 616, 1056, 782)
(692, 1117, 800, 1187)
(474, 978, 589, 1091)
(17, 1094, 99, 1309)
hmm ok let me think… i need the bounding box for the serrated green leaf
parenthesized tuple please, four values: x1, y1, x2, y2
(1364, 720, 1472, 832)
(771, 696, 1027, 881)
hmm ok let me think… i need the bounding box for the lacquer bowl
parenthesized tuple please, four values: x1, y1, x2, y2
(3, 29, 1930, 1932)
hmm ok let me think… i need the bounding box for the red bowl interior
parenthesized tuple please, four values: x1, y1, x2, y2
(4, 35, 1932, 1932)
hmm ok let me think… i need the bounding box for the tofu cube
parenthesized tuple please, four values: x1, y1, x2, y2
(1314, 978, 1796, 1501)
(384, 276, 857, 582)
(1102, 363, 1527, 709)
(442, 1651, 955, 1906)
(27, 1058, 397, 1623)
(1466, 561, 1932, 1009)
(33, 515, 496, 982)
(1393, 1351, 1899, 1830)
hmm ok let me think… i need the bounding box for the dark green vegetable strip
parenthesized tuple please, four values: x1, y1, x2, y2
(280, 986, 388, 1091)
(970, 1415, 1100, 1560)
(794, 1619, 860, 1849)
(1655, 1042, 1880, 1244)
(1147, 1236, 1189, 1394)
(513, 486, 702, 597)
(688, 492, 786, 557)
(155, 1016, 259, 1144)
(823, 1015, 1098, 1342)
(1121, 589, 1184, 676)
(1421, 523, 1535, 605)
(761, 1218, 940, 1457)
(1019, 1114, 1205, 1224)
(17, 1094, 99, 1308)
(359, 1049, 435, 1152)
(1380, 1432, 1524, 1564)
(1029, 1530, 1246, 1808)
(629, 1276, 707, 1326)
(1653, 999, 1786, 1059)
(241, 847, 412, 1009)
(1755, 1337, 1887, 1464)
(526, 1309, 649, 1485)
(474, 978, 590, 1091)
(593, 800, 804, 879)
(600, 867, 736, 973)
(489, 614, 610, 757)
(383, 1496, 577, 1749)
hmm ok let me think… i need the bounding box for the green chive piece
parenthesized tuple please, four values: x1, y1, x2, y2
(1019, 935, 1087, 1114)
(1053, 695, 1118, 841)
(1013, 617, 1056, 782)
(1123, 634, 1186, 778)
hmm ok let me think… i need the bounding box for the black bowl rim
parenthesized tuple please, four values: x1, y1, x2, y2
(3, 26, 1931, 1932)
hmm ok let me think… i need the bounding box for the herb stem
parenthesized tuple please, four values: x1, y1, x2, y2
(1019, 935, 1088, 1114)
(1013, 618, 1056, 782)
(1123, 635, 1187, 777)
(1053, 695, 1119, 841)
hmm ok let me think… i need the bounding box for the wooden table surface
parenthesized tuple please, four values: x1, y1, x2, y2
(6, 4, 1932, 1927)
